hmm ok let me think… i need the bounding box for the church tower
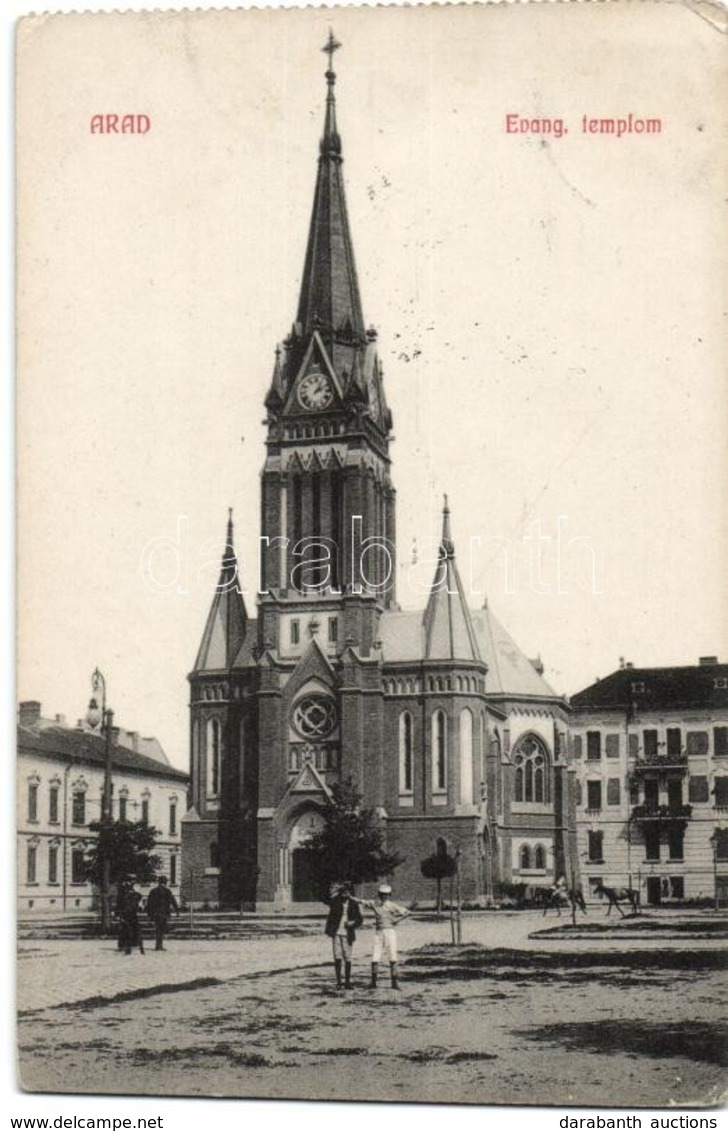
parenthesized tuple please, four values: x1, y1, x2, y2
(255, 34, 396, 904)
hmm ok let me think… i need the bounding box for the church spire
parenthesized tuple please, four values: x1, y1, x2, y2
(294, 32, 366, 348)
(422, 499, 481, 662)
(192, 510, 248, 672)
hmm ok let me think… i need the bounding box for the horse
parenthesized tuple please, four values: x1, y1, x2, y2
(542, 886, 587, 921)
(591, 880, 640, 917)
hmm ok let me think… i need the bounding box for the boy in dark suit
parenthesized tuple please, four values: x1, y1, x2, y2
(323, 881, 363, 990)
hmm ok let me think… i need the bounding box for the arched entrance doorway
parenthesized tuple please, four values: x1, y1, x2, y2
(289, 809, 325, 902)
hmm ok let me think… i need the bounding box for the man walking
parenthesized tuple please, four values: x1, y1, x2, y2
(354, 883, 411, 990)
(323, 881, 363, 990)
(146, 875, 179, 952)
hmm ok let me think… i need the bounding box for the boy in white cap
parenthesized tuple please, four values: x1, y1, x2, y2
(353, 883, 411, 990)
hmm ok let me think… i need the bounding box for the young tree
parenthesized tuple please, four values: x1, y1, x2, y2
(420, 841, 458, 916)
(303, 779, 403, 896)
(83, 820, 162, 889)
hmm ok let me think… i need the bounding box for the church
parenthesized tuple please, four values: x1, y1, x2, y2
(181, 38, 578, 909)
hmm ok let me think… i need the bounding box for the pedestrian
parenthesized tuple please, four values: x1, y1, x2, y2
(353, 883, 411, 990)
(146, 875, 179, 951)
(117, 880, 145, 955)
(323, 881, 363, 990)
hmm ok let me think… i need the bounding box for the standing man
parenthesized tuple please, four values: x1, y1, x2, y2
(146, 875, 179, 952)
(117, 880, 145, 955)
(354, 883, 411, 990)
(323, 881, 363, 990)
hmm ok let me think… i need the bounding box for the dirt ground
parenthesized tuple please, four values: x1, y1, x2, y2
(17, 915, 728, 1108)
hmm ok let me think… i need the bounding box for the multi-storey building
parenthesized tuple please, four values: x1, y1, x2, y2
(17, 700, 188, 914)
(181, 41, 578, 910)
(570, 659, 728, 905)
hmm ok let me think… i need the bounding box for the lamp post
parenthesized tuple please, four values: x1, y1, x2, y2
(86, 668, 114, 934)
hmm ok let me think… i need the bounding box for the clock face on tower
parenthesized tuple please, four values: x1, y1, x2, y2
(298, 372, 334, 411)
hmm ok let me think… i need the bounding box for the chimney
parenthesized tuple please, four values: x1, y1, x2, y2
(699, 656, 718, 666)
(128, 731, 139, 752)
(619, 656, 625, 670)
(55, 714, 67, 726)
(625, 662, 634, 670)
(109, 726, 121, 745)
(18, 701, 41, 729)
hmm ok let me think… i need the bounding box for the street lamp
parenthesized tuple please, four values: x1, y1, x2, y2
(86, 668, 114, 934)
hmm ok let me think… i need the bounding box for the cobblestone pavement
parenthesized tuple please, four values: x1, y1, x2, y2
(17, 909, 725, 1013)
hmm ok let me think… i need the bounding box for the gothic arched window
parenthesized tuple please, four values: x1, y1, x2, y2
(459, 708, 473, 805)
(399, 711, 413, 794)
(432, 710, 447, 792)
(207, 718, 222, 797)
(520, 844, 531, 870)
(513, 736, 550, 803)
(534, 844, 546, 870)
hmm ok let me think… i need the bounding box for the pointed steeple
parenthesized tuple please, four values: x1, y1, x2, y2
(295, 33, 365, 350)
(422, 498, 481, 662)
(264, 344, 285, 411)
(193, 510, 249, 671)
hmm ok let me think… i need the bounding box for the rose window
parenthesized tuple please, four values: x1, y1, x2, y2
(292, 694, 337, 740)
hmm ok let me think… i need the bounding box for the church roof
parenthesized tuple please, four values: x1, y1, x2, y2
(379, 503, 559, 701)
(193, 511, 249, 673)
(379, 604, 558, 700)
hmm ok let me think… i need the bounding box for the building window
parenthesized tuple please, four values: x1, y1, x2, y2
(27, 844, 37, 884)
(715, 727, 728, 759)
(210, 842, 220, 869)
(399, 712, 413, 794)
(48, 845, 58, 884)
(519, 844, 531, 870)
(670, 876, 685, 900)
(715, 829, 728, 862)
(49, 785, 59, 824)
(688, 775, 709, 804)
(169, 855, 177, 886)
(141, 798, 150, 825)
(687, 731, 709, 757)
(631, 681, 645, 694)
(328, 617, 338, 644)
(534, 844, 546, 870)
(586, 732, 601, 761)
(644, 826, 660, 862)
(629, 778, 640, 805)
(587, 831, 603, 863)
(27, 783, 38, 823)
(72, 791, 86, 826)
(71, 848, 85, 884)
(169, 800, 177, 836)
(574, 779, 583, 807)
(605, 734, 620, 759)
(607, 778, 621, 806)
(572, 735, 583, 760)
(713, 777, 728, 808)
(290, 619, 300, 645)
(643, 730, 658, 759)
(207, 718, 222, 796)
(513, 736, 550, 803)
(668, 825, 684, 860)
(432, 710, 447, 792)
(459, 708, 473, 806)
(586, 781, 602, 811)
(119, 796, 128, 822)
(628, 733, 639, 758)
(666, 728, 682, 758)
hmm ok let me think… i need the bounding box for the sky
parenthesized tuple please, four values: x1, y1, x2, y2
(15, 1, 728, 773)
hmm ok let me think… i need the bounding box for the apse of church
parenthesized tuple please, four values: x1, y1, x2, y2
(181, 38, 578, 909)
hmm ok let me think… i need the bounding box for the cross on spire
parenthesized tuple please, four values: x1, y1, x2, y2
(322, 29, 341, 79)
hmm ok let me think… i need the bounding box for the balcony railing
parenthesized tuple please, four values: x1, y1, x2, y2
(631, 803, 692, 822)
(632, 752, 688, 773)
